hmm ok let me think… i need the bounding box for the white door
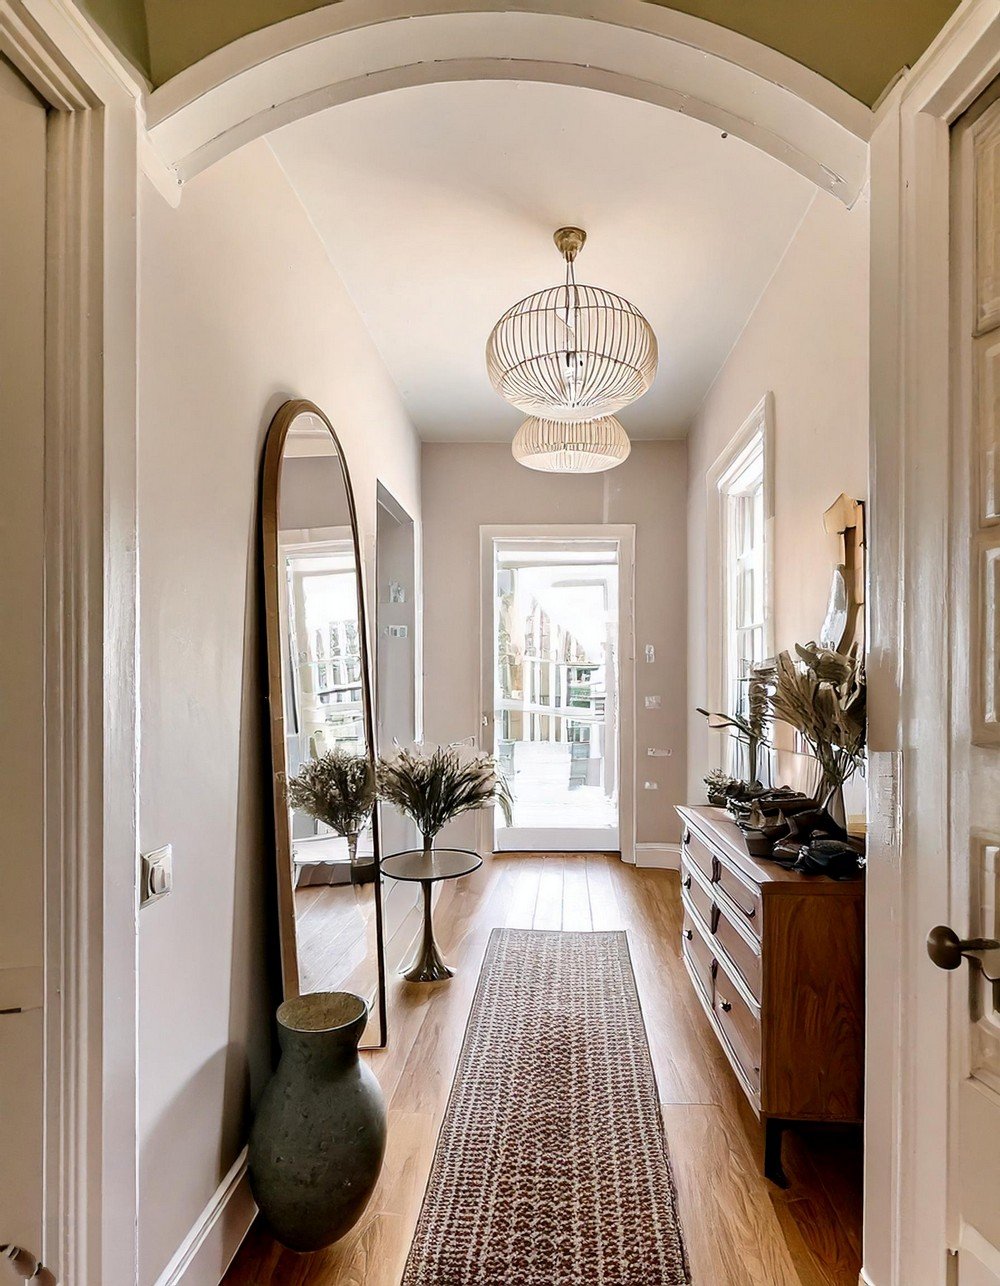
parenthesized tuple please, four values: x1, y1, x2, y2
(480, 526, 635, 856)
(934, 88, 1000, 1284)
(0, 55, 48, 1269)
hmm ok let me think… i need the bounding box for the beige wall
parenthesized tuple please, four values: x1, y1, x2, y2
(136, 139, 420, 1284)
(686, 190, 869, 802)
(421, 439, 688, 849)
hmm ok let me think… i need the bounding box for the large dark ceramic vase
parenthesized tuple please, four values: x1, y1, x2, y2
(248, 992, 387, 1251)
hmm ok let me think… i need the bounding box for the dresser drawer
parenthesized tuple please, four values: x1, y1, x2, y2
(713, 956, 761, 1095)
(681, 909, 716, 1002)
(715, 858, 762, 939)
(681, 824, 717, 885)
(713, 901, 762, 1001)
(680, 859, 715, 930)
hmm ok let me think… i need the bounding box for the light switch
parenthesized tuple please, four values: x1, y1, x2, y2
(644, 695, 661, 710)
(140, 844, 173, 907)
(644, 644, 656, 663)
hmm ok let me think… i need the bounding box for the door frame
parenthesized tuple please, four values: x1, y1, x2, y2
(0, 2, 142, 1280)
(866, 4, 1000, 1283)
(478, 523, 636, 863)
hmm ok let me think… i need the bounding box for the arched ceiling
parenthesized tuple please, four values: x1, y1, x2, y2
(85, 0, 959, 105)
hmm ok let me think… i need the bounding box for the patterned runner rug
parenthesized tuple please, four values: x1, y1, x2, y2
(402, 928, 690, 1285)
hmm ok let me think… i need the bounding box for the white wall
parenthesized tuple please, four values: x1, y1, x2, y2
(136, 138, 421, 1284)
(421, 439, 688, 849)
(686, 189, 870, 802)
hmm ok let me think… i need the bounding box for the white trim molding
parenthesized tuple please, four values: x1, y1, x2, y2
(634, 843, 682, 871)
(0, 1, 143, 1280)
(702, 392, 775, 775)
(142, 0, 871, 202)
(154, 1148, 257, 1286)
(866, 3, 1000, 1284)
(478, 524, 637, 863)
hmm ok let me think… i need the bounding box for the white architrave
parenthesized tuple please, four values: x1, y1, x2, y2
(142, 0, 872, 203)
(0, 1, 142, 1281)
(866, 3, 1000, 1284)
(702, 392, 775, 776)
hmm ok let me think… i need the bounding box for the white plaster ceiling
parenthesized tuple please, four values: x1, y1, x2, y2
(269, 80, 815, 441)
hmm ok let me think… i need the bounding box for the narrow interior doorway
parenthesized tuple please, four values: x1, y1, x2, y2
(481, 527, 635, 855)
(375, 484, 422, 970)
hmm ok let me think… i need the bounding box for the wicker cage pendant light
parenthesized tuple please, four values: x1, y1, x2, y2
(486, 227, 658, 422)
(511, 414, 631, 473)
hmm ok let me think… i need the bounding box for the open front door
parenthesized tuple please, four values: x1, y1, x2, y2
(929, 88, 1000, 1285)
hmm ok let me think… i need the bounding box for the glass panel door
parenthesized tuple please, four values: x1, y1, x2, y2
(491, 538, 620, 851)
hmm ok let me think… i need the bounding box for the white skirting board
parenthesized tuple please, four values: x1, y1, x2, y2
(634, 843, 682, 871)
(154, 1146, 257, 1286)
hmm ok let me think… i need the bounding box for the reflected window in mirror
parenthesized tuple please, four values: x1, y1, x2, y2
(263, 402, 386, 1048)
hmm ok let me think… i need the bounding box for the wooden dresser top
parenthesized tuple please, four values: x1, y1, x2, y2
(677, 805, 865, 899)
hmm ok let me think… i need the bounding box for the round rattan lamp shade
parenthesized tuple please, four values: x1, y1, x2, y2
(486, 283, 658, 422)
(511, 415, 632, 473)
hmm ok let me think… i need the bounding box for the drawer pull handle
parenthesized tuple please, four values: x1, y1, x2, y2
(718, 998, 733, 1013)
(682, 874, 692, 889)
(682, 829, 691, 845)
(683, 928, 693, 940)
(710, 905, 721, 934)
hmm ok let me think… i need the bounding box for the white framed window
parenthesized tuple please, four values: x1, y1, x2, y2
(706, 394, 774, 774)
(720, 435, 767, 722)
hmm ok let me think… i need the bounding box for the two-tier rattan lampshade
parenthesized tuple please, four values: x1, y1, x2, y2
(511, 414, 632, 473)
(486, 227, 658, 423)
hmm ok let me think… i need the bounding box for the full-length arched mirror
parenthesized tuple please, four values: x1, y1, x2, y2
(261, 399, 386, 1048)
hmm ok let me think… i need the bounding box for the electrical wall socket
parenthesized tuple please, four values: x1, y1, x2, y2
(646, 747, 672, 757)
(644, 695, 661, 709)
(643, 781, 659, 790)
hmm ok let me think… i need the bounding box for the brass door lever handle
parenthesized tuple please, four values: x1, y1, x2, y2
(927, 924, 1000, 970)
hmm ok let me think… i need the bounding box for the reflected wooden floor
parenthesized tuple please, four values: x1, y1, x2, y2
(225, 854, 862, 1286)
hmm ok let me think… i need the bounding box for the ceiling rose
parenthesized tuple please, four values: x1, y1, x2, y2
(486, 227, 658, 422)
(511, 414, 631, 474)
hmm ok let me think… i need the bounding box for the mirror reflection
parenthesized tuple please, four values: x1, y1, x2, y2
(263, 402, 386, 1047)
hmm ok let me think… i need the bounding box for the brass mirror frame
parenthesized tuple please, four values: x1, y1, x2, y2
(261, 398, 387, 1048)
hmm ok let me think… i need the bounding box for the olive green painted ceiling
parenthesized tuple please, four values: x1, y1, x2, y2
(84, 0, 961, 106)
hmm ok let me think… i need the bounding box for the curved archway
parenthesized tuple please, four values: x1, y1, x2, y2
(145, 0, 872, 202)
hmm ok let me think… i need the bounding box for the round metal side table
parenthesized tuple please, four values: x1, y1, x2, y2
(381, 847, 482, 982)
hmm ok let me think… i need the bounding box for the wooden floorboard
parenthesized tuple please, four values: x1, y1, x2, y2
(225, 854, 862, 1286)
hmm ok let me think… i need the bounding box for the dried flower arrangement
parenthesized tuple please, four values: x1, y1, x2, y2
(763, 642, 866, 818)
(287, 749, 376, 865)
(376, 743, 513, 849)
(697, 664, 770, 787)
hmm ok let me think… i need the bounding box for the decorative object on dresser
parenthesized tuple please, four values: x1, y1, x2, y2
(697, 663, 770, 787)
(287, 750, 376, 883)
(763, 642, 866, 829)
(248, 992, 387, 1251)
(676, 804, 864, 1186)
(820, 494, 865, 651)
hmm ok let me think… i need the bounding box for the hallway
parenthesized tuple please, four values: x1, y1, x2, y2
(226, 855, 861, 1285)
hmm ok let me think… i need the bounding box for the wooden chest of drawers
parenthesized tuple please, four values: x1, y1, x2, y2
(676, 805, 865, 1184)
